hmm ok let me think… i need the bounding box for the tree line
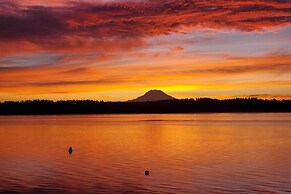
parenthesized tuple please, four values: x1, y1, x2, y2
(0, 98, 290, 115)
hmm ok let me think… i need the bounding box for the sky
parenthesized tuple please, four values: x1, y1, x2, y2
(0, 0, 291, 101)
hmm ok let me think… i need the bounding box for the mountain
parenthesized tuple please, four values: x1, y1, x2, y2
(130, 90, 176, 102)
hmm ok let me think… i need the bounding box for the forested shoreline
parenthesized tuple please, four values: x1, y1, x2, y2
(0, 98, 290, 115)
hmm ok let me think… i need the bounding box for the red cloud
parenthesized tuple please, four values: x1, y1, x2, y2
(0, 0, 290, 55)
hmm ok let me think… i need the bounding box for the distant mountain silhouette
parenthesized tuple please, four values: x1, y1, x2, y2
(130, 90, 176, 102)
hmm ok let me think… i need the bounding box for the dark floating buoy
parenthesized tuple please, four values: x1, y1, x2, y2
(145, 170, 149, 176)
(68, 147, 73, 154)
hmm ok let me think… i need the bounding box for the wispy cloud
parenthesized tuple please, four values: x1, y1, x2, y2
(0, 0, 290, 55)
(1, 52, 290, 94)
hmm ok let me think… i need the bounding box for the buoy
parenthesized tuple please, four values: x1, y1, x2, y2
(68, 147, 73, 154)
(145, 170, 149, 176)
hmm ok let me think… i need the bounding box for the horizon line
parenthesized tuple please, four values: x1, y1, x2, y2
(1, 96, 291, 103)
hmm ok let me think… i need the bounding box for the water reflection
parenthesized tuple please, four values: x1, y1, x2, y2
(0, 114, 291, 193)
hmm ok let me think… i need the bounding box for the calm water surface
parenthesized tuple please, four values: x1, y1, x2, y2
(0, 113, 291, 193)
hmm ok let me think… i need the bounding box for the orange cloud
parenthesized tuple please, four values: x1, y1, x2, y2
(0, 53, 290, 98)
(0, 0, 290, 56)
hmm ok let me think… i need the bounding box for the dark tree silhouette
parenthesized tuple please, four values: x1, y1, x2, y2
(0, 98, 290, 115)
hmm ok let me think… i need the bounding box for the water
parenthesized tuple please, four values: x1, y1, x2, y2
(0, 113, 291, 193)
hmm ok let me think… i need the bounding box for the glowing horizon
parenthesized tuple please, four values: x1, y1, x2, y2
(0, 0, 291, 101)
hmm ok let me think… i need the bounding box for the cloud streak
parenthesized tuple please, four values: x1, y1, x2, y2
(0, 0, 290, 55)
(1, 53, 290, 92)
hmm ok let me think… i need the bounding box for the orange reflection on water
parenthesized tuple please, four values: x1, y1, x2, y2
(0, 114, 291, 193)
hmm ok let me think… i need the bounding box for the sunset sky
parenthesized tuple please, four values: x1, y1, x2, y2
(0, 0, 290, 101)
